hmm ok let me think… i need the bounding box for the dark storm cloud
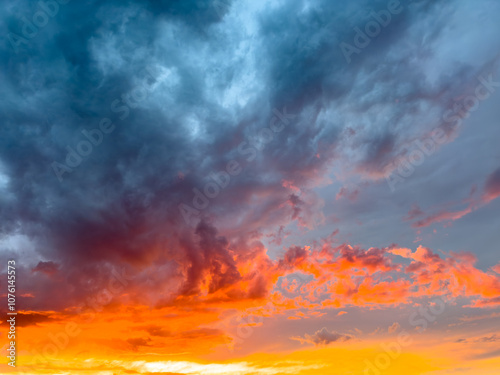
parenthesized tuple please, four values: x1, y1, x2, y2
(179, 220, 241, 296)
(0, 0, 231, 273)
(0, 0, 499, 311)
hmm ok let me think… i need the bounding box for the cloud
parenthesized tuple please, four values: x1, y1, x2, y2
(0, 0, 497, 316)
(388, 322, 401, 333)
(404, 204, 424, 221)
(335, 186, 359, 202)
(471, 348, 500, 360)
(279, 245, 308, 269)
(292, 327, 352, 346)
(411, 167, 500, 228)
(482, 167, 500, 203)
(32, 261, 59, 276)
(475, 334, 500, 343)
(1, 311, 58, 327)
(179, 220, 241, 296)
(0, 1, 499, 368)
(412, 206, 473, 228)
(127, 337, 152, 351)
(493, 264, 500, 274)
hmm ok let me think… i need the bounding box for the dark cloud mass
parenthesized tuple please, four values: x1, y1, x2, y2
(0, 0, 499, 314)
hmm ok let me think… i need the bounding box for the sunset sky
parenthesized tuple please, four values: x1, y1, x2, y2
(1, 0, 500, 374)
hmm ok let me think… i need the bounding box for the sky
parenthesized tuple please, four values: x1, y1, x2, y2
(1, 0, 500, 374)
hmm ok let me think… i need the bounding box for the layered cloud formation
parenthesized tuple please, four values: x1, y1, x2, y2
(0, 0, 500, 374)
